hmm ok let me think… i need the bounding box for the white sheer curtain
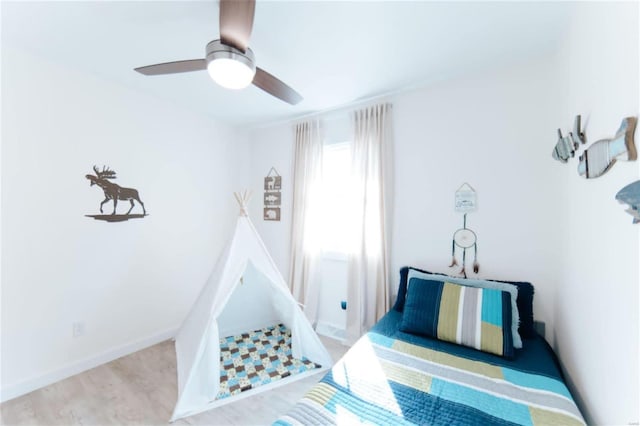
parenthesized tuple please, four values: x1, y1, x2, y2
(346, 103, 393, 345)
(289, 120, 324, 327)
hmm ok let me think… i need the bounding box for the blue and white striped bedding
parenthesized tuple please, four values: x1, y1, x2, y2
(275, 321, 584, 425)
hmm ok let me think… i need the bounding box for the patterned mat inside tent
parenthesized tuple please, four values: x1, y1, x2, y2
(216, 324, 321, 400)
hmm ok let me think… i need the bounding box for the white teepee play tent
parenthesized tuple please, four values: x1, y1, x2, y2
(170, 191, 332, 421)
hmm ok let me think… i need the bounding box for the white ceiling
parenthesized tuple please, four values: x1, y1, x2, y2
(2, 1, 572, 126)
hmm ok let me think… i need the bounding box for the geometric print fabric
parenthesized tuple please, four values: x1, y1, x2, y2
(217, 324, 321, 400)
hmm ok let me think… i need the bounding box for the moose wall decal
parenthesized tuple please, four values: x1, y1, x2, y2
(85, 166, 147, 222)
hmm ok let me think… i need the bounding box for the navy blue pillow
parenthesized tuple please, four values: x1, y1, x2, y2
(393, 266, 535, 338)
(399, 278, 443, 337)
(492, 278, 535, 338)
(391, 266, 408, 312)
(392, 266, 429, 312)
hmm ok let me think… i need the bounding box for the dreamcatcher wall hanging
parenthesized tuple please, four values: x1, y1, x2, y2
(449, 183, 480, 278)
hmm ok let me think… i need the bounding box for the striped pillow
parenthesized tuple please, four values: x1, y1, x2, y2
(400, 278, 514, 358)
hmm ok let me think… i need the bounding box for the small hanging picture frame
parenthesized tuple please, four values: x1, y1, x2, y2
(264, 168, 282, 191)
(263, 207, 281, 221)
(264, 191, 282, 206)
(454, 183, 477, 213)
(264, 167, 281, 221)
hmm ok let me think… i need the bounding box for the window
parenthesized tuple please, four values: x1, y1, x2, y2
(320, 142, 352, 254)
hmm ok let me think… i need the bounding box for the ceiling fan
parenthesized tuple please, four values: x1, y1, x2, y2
(134, 0, 302, 105)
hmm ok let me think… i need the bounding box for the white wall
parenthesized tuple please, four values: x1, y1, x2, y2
(246, 56, 563, 341)
(0, 47, 249, 400)
(390, 57, 563, 334)
(553, 3, 639, 424)
(246, 124, 294, 277)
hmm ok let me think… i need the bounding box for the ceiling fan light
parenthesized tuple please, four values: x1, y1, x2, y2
(207, 57, 256, 90)
(205, 41, 256, 90)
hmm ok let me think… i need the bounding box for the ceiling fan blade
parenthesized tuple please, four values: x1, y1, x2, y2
(219, 0, 255, 52)
(134, 59, 206, 76)
(253, 67, 303, 105)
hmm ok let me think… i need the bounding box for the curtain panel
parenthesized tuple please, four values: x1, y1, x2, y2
(288, 120, 324, 327)
(346, 103, 393, 345)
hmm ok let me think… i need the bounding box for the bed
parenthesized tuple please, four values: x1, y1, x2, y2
(275, 267, 585, 426)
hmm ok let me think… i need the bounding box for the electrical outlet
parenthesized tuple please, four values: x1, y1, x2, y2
(72, 322, 85, 338)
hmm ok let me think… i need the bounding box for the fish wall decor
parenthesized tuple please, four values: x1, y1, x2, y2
(615, 180, 640, 224)
(553, 115, 586, 163)
(578, 117, 637, 179)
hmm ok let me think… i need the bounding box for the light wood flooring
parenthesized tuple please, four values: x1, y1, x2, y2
(1, 336, 349, 426)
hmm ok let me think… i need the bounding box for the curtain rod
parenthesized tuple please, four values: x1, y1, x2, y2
(248, 89, 397, 131)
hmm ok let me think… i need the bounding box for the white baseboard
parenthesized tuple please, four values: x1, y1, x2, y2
(0, 327, 178, 403)
(316, 321, 346, 342)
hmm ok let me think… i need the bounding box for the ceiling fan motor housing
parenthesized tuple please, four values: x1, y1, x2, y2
(206, 40, 256, 72)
